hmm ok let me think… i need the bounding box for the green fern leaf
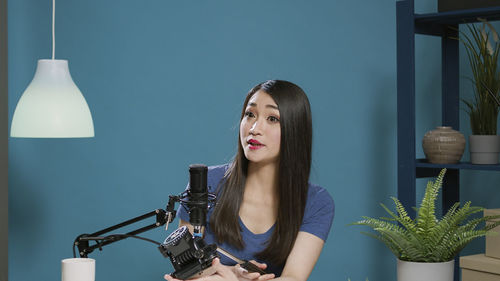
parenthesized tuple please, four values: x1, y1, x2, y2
(350, 168, 500, 262)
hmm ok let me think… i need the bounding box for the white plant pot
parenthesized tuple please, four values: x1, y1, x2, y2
(397, 259, 454, 281)
(469, 135, 500, 164)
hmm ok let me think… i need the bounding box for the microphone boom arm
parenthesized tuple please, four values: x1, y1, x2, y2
(71, 164, 241, 279)
(75, 195, 180, 258)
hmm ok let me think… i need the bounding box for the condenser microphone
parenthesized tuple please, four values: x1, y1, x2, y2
(188, 164, 208, 236)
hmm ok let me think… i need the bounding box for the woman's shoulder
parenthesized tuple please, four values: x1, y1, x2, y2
(307, 183, 333, 199)
(208, 163, 230, 173)
(207, 163, 230, 179)
(206, 163, 231, 192)
(306, 183, 335, 212)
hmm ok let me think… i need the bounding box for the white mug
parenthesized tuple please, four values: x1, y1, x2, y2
(61, 258, 95, 281)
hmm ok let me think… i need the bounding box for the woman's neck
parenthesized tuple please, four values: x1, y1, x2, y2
(239, 161, 279, 233)
(245, 161, 279, 198)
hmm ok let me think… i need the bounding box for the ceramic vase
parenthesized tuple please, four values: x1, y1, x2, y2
(397, 259, 454, 281)
(469, 135, 500, 165)
(422, 126, 465, 164)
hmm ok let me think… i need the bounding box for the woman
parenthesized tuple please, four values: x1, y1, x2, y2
(165, 80, 334, 281)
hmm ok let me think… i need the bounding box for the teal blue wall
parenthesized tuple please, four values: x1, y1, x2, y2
(8, 0, 500, 280)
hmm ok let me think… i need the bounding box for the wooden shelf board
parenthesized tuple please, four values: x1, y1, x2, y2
(416, 159, 500, 171)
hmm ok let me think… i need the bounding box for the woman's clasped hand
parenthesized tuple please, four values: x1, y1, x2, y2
(163, 258, 275, 281)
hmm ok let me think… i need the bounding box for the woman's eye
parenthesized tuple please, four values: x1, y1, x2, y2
(244, 111, 255, 118)
(268, 116, 280, 123)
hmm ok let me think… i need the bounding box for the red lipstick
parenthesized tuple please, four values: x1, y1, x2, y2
(248, 139, 263, 150)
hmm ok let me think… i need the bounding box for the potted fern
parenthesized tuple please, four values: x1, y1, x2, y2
(351, 169, 500, 281)
(459, 21, 500, 164)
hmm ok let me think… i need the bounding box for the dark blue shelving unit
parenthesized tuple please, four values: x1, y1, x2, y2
(416, 159, 500, 171)
(396, 1, 500, 280)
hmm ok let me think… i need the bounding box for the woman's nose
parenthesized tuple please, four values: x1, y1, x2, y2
(249, 121, 261, 135)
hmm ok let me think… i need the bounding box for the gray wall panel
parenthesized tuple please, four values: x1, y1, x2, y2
(0, 0, 8, 279)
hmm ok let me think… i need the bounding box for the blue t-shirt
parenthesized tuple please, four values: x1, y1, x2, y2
(177, 164, 335, 276)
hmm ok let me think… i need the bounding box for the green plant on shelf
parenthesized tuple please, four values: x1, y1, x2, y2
(457, 19, 500, 135)
(351, 169, 500, 262)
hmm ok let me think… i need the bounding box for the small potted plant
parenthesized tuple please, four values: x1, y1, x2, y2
(459, 20, 500, 164)
(351, 169, 500, 281)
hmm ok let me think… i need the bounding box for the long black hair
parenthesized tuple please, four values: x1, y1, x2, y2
(209, 80, 313, 266)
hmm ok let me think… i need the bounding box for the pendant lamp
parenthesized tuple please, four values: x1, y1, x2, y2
(10, 0, 94, 138)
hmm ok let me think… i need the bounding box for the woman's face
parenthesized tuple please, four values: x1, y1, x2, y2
(240, 90, 281, 165)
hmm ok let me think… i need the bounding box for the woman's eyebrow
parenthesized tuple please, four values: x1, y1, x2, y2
(248, 102, 279, 110)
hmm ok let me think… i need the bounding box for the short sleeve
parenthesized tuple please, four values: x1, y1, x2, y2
(300, 185, 335, 241)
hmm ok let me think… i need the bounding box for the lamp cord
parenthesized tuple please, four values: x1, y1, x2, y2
(52, 0, 55, 59)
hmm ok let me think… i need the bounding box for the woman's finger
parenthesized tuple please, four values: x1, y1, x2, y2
(234, 263, 274, 281)
(212, 258, 232, 274)
(257, 273, 275, 280)
(248, 260, 267, 270)
(196, 258, 239, 281)
(164, 274, 181, 281)
(236, 268, 260, 280)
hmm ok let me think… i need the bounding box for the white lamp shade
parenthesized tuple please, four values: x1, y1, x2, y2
(11, 59, 94, 138)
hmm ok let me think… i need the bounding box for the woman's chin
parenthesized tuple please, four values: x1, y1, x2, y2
(245, 156, 279, 166)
